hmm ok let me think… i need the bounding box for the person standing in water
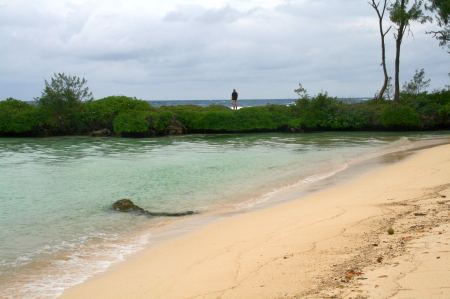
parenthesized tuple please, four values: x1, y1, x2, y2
(231, 89, 238, 110)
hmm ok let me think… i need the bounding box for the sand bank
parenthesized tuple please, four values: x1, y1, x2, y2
(62, 144, 450, 299)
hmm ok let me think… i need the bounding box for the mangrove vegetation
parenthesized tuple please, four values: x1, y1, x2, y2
(0, 73, 449, 138)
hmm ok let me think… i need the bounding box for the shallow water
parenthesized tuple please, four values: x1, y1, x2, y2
(0, 132, 449, 298)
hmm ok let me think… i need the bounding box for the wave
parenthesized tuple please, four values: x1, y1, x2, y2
(0, 232, 151, 299)
(235, 162, 349, 210)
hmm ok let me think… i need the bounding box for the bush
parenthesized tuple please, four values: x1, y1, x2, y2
(401, 89, 450, 129)
(1, 88, 449, 137)
(292, 93, 374, 130)
(113, 111, 151, 136)
(0, 99, 40, 135)
(82, 96, 152, 131)
(112, 110, 174, 137)
(380, 104, 421, 129)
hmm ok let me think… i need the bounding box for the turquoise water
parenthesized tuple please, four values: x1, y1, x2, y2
(0, 132, 449, 298)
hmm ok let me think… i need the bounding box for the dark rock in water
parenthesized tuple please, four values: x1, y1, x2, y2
(112, 199, 196, 217)
(288, 126, 304, 133)
(112, 199, 144, 212)
(165, 119, 186, 135)
(91, 128, 112, 137)
(146, 210, 195, 217)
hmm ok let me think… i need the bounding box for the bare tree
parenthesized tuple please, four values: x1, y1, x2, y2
(370, 0, 392, 101)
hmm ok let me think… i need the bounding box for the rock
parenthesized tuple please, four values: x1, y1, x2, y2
(414, 212, 427, 216)
(344, 269, 363, 282)
(91, 128, 112, 137)
(289, 126, 304, 133)
(165, 120, 186, 135)
(112, 199, 145, 212)
(112, 199, 196, 217)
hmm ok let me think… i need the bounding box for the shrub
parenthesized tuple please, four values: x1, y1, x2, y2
(112, 110, 174, 136)
(113, 111, 151, 136)
(380, 104, 420, 129)
(0, 98, 40, 135)
(82, 96, 152, 131)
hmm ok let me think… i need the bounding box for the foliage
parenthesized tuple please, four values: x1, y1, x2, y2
(402, 68, 431, 95)
(294, 83, 309, 99)
(401, 89, 450, 128)
(82, 96, 152, 131)
(389, 0, 429, 27)
(380, 103, 421, 129)
(1, 89, 450, 137)
(37, 73, 93, 134)
(112, 110, 173, 136)
(426, 0, 450, 50)
(0, 98, 39, 135)
(113, 111, 151, 136)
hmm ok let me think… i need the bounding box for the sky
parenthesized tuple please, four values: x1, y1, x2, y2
(0, 0, 448, 100)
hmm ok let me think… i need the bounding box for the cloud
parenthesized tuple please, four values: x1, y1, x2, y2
(0, 0, 448, 100)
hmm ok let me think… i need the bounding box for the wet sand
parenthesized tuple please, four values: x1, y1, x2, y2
(62, 144, 450, 299)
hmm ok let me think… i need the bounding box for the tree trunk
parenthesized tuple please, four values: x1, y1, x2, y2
(371, 0, 390, 101)
(379, 31, 389, 100)
(393, 0, 406, 102)
(394, 35, 402, 102)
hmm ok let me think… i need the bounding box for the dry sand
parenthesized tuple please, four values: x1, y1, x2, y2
(62, 144, 450, 299)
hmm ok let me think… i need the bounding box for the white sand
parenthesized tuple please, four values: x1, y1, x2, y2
(62, 144, 450, 299)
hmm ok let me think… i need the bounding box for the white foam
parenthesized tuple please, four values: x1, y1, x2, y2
(235, 162, 349, 210)
(0, 232, 152, 299)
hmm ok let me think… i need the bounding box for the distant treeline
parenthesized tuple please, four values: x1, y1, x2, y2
(1, 91, 449, 137)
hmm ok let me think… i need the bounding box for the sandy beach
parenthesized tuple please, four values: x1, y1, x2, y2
(62, 143, 450, 299)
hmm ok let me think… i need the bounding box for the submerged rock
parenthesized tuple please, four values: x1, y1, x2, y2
(90, 128, 112, 137)
(165, 119, 186, 135)
(112, 199, 145, 212)
(112, 199, 196, 217)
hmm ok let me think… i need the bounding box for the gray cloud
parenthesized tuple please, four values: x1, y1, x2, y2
(0, 0, 448, 101)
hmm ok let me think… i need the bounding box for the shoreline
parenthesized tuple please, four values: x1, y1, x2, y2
(3, 134, 449, 298)
(61, 142, 450, 298)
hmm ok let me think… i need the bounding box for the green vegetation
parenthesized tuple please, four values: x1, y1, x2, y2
(83, 96, 153, 132)
(1, 89, 449, 137)
(0, 98, 40, 136)
(37, 73, 93, 135)
(1, 73, 449, 137)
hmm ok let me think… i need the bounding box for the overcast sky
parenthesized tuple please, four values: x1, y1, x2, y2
(0, 0, 448, 100)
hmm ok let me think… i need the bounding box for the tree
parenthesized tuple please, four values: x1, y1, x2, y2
(37, 73, 93, 133)
(386, 76, 394, 100)
(294, 83, 309, 99)
(389, 0, 429, 101)
(402, 68, 431, 94)
(370, 0, 392, 101)
(426, 0, 450, 51)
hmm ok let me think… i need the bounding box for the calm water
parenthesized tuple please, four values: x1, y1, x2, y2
(148, 98, 367, 108)
(0, 132, 449, 298)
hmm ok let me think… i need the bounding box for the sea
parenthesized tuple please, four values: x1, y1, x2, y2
(1, 131, 449, 298)
(148, 98, 367, 108)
